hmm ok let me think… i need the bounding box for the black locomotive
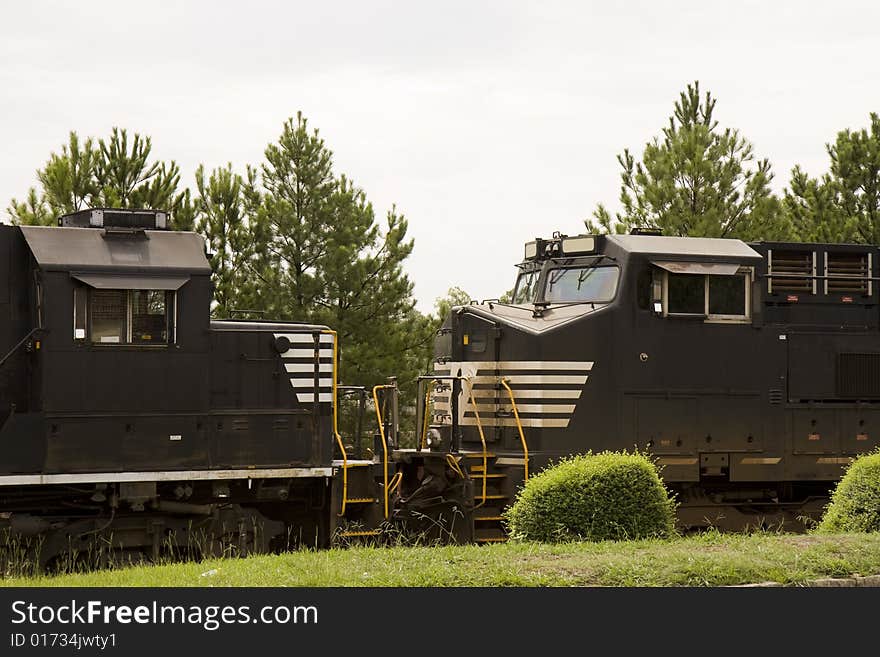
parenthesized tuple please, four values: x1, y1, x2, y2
(429, 229, 880, 539)
(3, 208, 877, 567)
(0, 208, 469, 568)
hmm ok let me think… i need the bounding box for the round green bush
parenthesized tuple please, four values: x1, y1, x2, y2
(503, 450, 677, 543)
(816, 449, 880, 533)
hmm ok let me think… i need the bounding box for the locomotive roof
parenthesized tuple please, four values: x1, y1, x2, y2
(19, 225, 212, 274)
(605, 234, 762, 262)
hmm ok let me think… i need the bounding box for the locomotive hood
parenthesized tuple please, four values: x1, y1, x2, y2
(20, 225, 212, 281)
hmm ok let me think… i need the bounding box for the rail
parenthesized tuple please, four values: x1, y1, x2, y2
(323, 329, 351, 517)
(0, 328, 42, 371)
(467, 386, 490, 507)
(372, 383, 395, 519)
(500, 378, 529, 483)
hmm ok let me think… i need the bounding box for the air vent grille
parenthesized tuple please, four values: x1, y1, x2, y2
(837, 353, 880, 398)
(827, 252, 869, 294)
(769, 250, 813, 293)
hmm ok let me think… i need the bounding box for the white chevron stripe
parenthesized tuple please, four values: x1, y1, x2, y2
(434, 360, 592, 371)
(464, 374, 588, 385)
(297, 393, 333, 403)
(289, 378, 333, 388)
(465, 403, 576, 413)
(284, 363, 334, 373)
(436, 389, 583, 400)
(461, 417, 571, 428)
(276, 333, 335, 344)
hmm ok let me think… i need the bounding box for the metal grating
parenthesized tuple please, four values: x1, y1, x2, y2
(837, 353, 880, 398)
(768, 250, 813, 293)
(768, 388, 783, 405)
(826, 252, 869, 294)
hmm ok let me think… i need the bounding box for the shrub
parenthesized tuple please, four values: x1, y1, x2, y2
(503, 450, 677, 543)
(816, 449, 880, 534)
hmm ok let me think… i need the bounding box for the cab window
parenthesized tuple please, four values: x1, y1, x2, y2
(75, 286, 175, 345)
(663, 270, 750, 321)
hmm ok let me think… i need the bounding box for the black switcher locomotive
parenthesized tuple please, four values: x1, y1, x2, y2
(0, 208, 470, 568)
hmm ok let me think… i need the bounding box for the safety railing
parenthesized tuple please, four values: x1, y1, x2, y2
(500, 378, 529, 483)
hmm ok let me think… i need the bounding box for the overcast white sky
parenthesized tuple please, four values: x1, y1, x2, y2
(2, 1, 879, 312)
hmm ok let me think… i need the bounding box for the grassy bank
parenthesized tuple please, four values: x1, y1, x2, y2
(3, 531, 880, 587)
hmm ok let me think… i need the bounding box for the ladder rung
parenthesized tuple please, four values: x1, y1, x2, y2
(475, 494, 507, 500)
(345, 497, 377, 504)
(476, 537, 508, 543)
(461, 452, 495, 458)
(475, 516, 504, 521)
(469, 472, 506, 478)
(339, 530, 382, 537)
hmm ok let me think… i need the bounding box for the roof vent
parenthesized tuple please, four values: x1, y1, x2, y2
(58, 208, 169, 231)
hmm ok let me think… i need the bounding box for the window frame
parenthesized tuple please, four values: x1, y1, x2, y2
(542, 264, 621, 305)
(73, 285, 177, 347)
(661, 267, 752, 324)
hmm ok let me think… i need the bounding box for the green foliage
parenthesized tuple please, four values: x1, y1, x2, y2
(240, 113, 436, 434)
(816, 449, 880, 533)
(504, 451, 677, 543)
(194, 163, 252, 318)
(8, 128, 191, 229)
(784, 113, 880, 244)
(590, 81, 789, 241)
(433, 286, 472, 324)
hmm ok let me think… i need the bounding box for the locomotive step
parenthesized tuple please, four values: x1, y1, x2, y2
(468, 472, 506, 478)
(344, 497, 378, 504)
(338, 529, 382, 538)
(474, 516, 505, 522)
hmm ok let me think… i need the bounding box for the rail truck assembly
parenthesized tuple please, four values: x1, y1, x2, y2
(0, 208, 877, 565)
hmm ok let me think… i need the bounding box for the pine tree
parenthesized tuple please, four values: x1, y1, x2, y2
(194, 163, 252, 318)
(8, 128, 191, 229)
(785, 113, 880, 244)
(247, 113, 434, 407)
(590, 81, 788, 240)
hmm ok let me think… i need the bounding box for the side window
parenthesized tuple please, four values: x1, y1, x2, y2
(667, 274, 704, 314)
(91, 289, 127, 344)
(663, 270, 750, 322)
(77, 288, 175, 345)
(131, 290, 169, 344)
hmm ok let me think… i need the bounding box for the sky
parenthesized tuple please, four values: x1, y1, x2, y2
(1, 1, 879, 313)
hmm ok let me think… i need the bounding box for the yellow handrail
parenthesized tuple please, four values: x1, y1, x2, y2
(445, 453, 465, 479)
(323, 329, 348, 516)
(388, 471, 403, 497)
(372, 384, 393, 519)
(468, 386, 489, 507)
(501, 378, 529, 483)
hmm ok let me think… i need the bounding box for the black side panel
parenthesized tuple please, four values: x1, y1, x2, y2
(0, 227, 31, 427)
(0, 413, 46, 473)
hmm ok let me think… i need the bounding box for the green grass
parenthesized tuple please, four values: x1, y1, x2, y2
(4, 531, 880, 587)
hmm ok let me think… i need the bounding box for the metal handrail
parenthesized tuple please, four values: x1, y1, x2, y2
(0, 328, 42, 371)
(372, 384, 395, 519)
(322, 329, 350, 517)
(467, 386, 489, 507)
(501, 378, 529, 483)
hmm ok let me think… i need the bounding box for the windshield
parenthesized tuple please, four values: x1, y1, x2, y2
(544, 266, 619, 303)
(512, 269, 540, 304)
